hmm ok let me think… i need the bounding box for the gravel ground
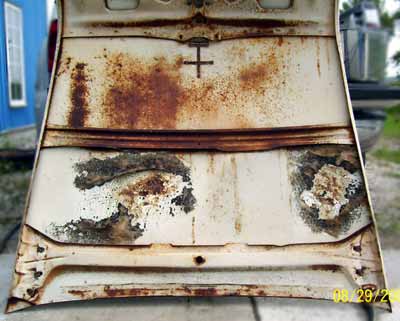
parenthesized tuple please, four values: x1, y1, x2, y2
(0, 167, 31, 253)
(366, 138, 400, 248)
(0, 142, 398, 253)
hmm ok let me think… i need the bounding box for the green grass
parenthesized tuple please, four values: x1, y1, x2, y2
(373, 148, 400, 164)
(387, 172, 400, 179)
(383, 104, 400, 139)
(0, 160, 31, 174)
(374, 104, 400, 163)
(0, 137, 15, 149)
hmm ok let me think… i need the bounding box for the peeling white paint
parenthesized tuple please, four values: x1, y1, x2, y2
(301, 165, 362, 220)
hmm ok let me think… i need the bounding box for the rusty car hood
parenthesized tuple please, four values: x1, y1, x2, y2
(6, 0, 390, 313)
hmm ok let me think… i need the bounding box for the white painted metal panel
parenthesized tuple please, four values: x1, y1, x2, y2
(26, 147, 371, 246)
(47, 37, 350, 130)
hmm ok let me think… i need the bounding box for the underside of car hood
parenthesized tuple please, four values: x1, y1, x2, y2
(6, 0, 390, 313)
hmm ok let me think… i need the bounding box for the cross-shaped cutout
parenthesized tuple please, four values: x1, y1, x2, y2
(183, 37, 214, 79)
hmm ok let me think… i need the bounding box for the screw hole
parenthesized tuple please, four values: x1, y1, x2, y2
(194, 255, 206, 265)
(34, 271, 43, 279)
(27, 288, 38, 297)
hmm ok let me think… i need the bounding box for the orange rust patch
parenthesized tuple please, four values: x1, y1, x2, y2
(120, 173, 168, 199)
(239, 63, 267, 90)
(69, 62, 89, 128)
(234, 219, 242, 234)
(277, 36, 284, 47)
(229, 45, 247, 60)
(175, 55, 184, 68)
(104, 54, 185, 129)
(68, 289, 90, 298)
(103, 286, 125, 297)
(89, 43, 287, 130)
(191, 288, 218, 296)
(239, 52, 279, 93)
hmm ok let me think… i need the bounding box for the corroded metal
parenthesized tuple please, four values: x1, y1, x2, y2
(7, 224, 387, 311)
(6, 0, 389, 313)
(47, 36, 350, 132)
(43, 126, 354, 151)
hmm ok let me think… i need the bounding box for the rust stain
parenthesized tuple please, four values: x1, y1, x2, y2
(48, 152, 198, 244)
(56, 56, 72, 77)
(310, 265, 340, 272)
(117, 173, 176, 214)
(44, 126, 354, 151)
(117, 171, 195, 217)
(68, 289, 90, 298)
(120, 174, 167, 199)
(68, 62, 90, 128)
(73, 152, 191, 190)
(325, 37, 331, 66)
(239, 51, 279, 93)
(316, 39, 321, 77)
(289, 145, 368, 237)
(277, 36, 284, 47)
(104, 285, 126, 297)
(192, 288, 218, 296)
(6, 298, 33, 313)
(98, 41, 285, 130)
(104, 54, 184, 129)
(87, 13, 315, 30)
(175, 55, 184, 68)
(231, 156, 242, 234)
(208, 154, 215, 174)
(192, 216, 196, 244)
(64, 38, 293, 131)
(239, 62, 267, 90)
(49, 203, 144, 244)
(228, 45, 247, 60)
(300, 164, 359, 220)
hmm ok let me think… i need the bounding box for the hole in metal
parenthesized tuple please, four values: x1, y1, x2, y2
(194, 255, 206, 265)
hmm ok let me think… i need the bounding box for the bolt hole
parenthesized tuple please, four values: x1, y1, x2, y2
(355, 267, 366, 276)
(37, 246, 45, 253)
(27, 288, 38, 297)
(34, 271, 43, 279)
(193, 15, 206, 24)
(194, 255, 206, 265)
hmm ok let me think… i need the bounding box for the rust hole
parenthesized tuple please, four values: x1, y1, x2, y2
(194, 255, 206, 265)
(353, 245, 362, 253)
(37, 246, 45, 253)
